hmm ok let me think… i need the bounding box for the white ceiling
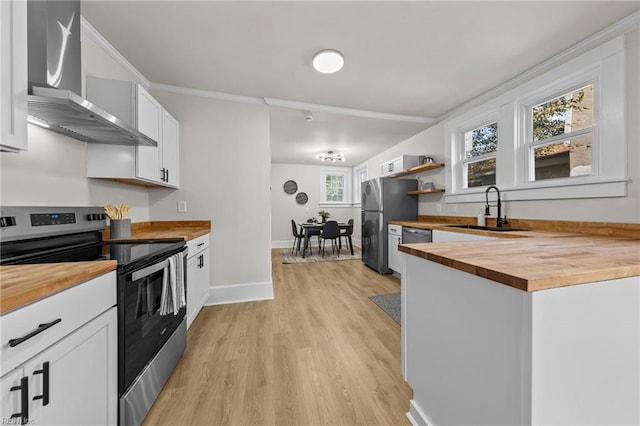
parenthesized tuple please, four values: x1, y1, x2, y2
(81, 1, 639, 166)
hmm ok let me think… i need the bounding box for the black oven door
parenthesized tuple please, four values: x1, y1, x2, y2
(118, 249, 187, 395)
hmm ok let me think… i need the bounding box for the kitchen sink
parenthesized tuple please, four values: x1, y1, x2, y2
(445, 224, 530, 232)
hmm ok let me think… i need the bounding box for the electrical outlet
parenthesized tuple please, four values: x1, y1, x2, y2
(177, 201, 187, 213)
(435, 203, 442, 213)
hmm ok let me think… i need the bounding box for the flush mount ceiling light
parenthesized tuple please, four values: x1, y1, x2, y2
(312, 49, 344, 74)
(316, 151, 345, 162)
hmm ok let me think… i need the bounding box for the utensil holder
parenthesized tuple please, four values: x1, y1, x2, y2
(110, 219, 131, 239)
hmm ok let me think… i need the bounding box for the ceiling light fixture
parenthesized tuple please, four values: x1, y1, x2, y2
(312, 49, 344, 74)
(316, 151, 345, 162)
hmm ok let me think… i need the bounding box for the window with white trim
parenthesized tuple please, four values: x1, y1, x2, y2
(320, 168, 352, 204)
(463, 122, 498, 188)
(527, 84, 595, 181)
(445, 35, 626, 202)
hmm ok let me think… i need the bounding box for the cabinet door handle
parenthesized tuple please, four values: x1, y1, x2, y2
(8, 319, 62, 347)
(165, 169, 169, 182)
(10, 376, 29, 424)
(32, 361, 50, 406)
(198, 254, 203, 268)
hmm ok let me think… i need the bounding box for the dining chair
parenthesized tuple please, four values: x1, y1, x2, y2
(290, 219, 304, 255)
(305, 219, 321, 253)
(320, 220, 340, 257)
(339, 218, 354, 255)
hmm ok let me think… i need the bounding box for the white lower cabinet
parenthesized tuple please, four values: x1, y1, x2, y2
(387, 224, 403, 275)
(186, 234, 210, 329)
(0, 271, 117, 425)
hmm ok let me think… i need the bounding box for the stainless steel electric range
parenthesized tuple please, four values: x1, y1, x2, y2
(0, 206, 187, 426)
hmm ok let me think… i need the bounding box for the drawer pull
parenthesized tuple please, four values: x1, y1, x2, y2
(197, 242, 205, 247)
(33, 361, 50, 406)
(8, 318, 62, 348)
(10, 376, 29, 424)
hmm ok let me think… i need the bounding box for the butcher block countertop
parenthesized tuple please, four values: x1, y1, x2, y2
(104, 220, 211, 241)
(0, 261, 117, 315)
(399, 236, 640, 292)
(389, 220, 576, 238)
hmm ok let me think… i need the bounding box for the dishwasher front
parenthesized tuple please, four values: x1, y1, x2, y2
(401, 227, 432, 244)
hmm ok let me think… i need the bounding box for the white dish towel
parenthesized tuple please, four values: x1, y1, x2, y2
(160, 252, 186, 315)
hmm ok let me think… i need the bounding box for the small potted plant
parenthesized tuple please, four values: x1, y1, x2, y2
(318, 210, 331, 223)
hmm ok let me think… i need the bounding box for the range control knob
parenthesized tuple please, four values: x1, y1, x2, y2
(87, 213, 106, 221)
(0, 216, 17, 227)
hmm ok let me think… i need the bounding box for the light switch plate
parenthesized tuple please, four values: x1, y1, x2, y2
(177, 201, 187, 213)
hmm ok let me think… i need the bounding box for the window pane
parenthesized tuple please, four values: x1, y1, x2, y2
(465, 122, 498, 158)
(325, 174, 344, 202)
(533, 135, 592, 180)
(466, 157, 496, 188)
(532, 85, 593, 142)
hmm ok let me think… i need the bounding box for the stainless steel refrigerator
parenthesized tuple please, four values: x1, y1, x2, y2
(361, 177, 418, 273)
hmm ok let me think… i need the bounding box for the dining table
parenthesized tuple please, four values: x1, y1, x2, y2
(300, 222, 354, 258)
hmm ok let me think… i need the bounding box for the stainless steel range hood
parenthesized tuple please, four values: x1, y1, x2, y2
(26, 0, 156, 147)
(28, 87, 157, 146)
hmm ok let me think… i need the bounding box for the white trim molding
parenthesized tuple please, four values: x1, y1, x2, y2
(150, 83, 266, 105)
(264, 97, 435, 124)
(407, 400, 434, 426)
(206, 282, 274, 306)
(437, 11, 640, 122)
(80, 17, 150, 89)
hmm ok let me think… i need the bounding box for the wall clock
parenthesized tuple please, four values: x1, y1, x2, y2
(295, 192, 308, 205)
(283, 180, 298, 194)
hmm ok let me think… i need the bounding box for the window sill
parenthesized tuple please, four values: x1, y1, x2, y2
(444, 177, 628, 203)
(318, 202, 358, 208)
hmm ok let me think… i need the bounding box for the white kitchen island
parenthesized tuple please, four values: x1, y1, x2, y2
(400, 236, 640, 426)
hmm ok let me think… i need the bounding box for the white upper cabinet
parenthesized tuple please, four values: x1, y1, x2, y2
(135, 85, 162, 183)
(85, 76, 179, 188)
(161, 109, 180, 187)
(0, 0, 28, 152)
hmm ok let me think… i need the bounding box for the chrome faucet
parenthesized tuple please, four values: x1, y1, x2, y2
(485, 185, 507, 228)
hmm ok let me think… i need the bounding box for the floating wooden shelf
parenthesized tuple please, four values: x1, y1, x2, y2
(388, 162, 444, 178)
(407, 189, 446, 195)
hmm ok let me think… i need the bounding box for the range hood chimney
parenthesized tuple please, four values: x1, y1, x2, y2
(26, 0, 156, 147)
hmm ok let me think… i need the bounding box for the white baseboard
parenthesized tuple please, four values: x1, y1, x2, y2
(407, 400, 432, 426)
(206, 281, 274, 305)
(272, 240, 294, 248)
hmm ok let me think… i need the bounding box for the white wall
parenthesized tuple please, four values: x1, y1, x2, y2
(363, 28, 640, 224)
(270, 163, 359, 246)
(0, 24, 150, 221)
(148, 91, 273, 302)
(1, 20, 275, 304)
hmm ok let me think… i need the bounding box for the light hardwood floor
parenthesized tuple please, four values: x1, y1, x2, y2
(143, 249, 412, 425)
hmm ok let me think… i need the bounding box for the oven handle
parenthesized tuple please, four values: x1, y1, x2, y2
(131, 250, 186, 281)
(132, 259, 168, 281)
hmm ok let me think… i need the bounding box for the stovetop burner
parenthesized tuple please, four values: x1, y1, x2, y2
(0, 206, 186, 269)
(100, 239, 186, 271)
